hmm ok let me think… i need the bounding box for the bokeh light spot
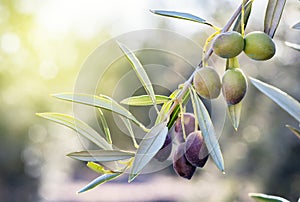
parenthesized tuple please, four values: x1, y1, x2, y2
(28, 124, 47, 143)
(39, 60, 58, 80)
(242, 125, 261, 143)
(1, 32, 21, 54)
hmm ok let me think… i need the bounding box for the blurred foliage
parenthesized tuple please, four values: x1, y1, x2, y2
(0, 0, 111, 201)
(0, 0, 299, 201)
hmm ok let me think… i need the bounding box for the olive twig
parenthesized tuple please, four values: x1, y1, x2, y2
(164, 0, 250, 121)
(202, 30, 221, 66)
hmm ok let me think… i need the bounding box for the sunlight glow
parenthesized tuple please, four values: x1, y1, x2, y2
(39, 60, 58, 80)
(34, 0, 149, 37)
(1, 32, 21, 54)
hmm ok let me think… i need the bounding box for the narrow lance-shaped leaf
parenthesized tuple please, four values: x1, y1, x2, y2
(155, 100, 173, 125)
(286, 125, 300, 139)
(190, 87, 225, 172)
(167, 90, 190, 129)
(228, 102, 243, 131)
(284, 41, 300, 51)
(36, 113, 112, 150)
(98, 109, 112, 144)
(77, 173, 122, 193)
(155, 88, 181, 125)
(291, 22, 300, 30)
(264, 0, 287, 38)
(121, 95, 170, 106)
(120, 116, 139, 149)
(250, 78, 300, 123)
(117, 42, 158, 113)
(233, 0, 253, 33)
(67, 150, 135, 162)
(129, 122, 168, 182)
(53, 93, 149, 132)
(87, 162, 115, 174)
(248, 193, 290, 202)
(150, 10, 214, 27)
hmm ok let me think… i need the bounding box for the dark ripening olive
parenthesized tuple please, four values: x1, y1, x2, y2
(244, 31, 276, 61)
(222, 68, 247, 105)
(154, 132, 172, 162)
(212, 31, 245, 58)
(193, 66, 221, 99)
(173, 143, 196, 180)
(184, 131, 209, 168)
(174, 113, 196, 143)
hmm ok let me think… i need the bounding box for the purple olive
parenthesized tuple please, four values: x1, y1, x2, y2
(173, 143, 196, 180)
(154, 132, 172, 162)
(174, 113, 196, 143)
(184, 131, 209, 168)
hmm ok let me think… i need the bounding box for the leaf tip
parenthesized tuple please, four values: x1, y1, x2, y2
(35, 113, 42, 117)
(77, 189, 85, 194)
(128, 174, 137, 183)
(51, 93, 61, 98)
(119, 99, 126, 105)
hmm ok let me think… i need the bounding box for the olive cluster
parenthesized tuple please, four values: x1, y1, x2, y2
(155, 113, 209, 179)
(194, 31, 276, 105)
(193, 66, 247, 105)
(155, 31, 276, 179)
(213, 31, 276, 61)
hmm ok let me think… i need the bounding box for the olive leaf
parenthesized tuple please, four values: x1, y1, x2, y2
(77, 173, 122, 193)
(154, 88, 189, 128)
(129, 122, 168, 182)
(264, 0, 287, 38)
(67, 150, 135, 162)
(248, 193, 290, 202)
(36, 113, 112, 150)
(97, 109, 112, 144)
(117, 42, 159, 113)
(53, 93, 149, 132)
(250, 78, 300, 123)
(155, 88, 180, 125)
(150, 10, 214, 27)
(286, 125, 300, 139)
(86, 162, 115, 174)
(121, 95, 170, 106)
(228, 101, 242, 131)
(190, 87, 225, 172)
(155, 100, 173, 125)
(285, 41, 300, 51)
(233, 0, 253, 33)
(167, 90, 190, 129)
(120, 116, 139, 149)
(291, 22, 300, 30)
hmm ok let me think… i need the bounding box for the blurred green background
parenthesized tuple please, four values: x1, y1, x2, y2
(0, 0, 299, 201)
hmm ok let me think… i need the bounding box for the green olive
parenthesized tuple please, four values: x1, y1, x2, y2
(244, 31, 276, 61)
(212, 31, 245, 58)
(222, 68, 247, 105)
(193, 66, 221, 99)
